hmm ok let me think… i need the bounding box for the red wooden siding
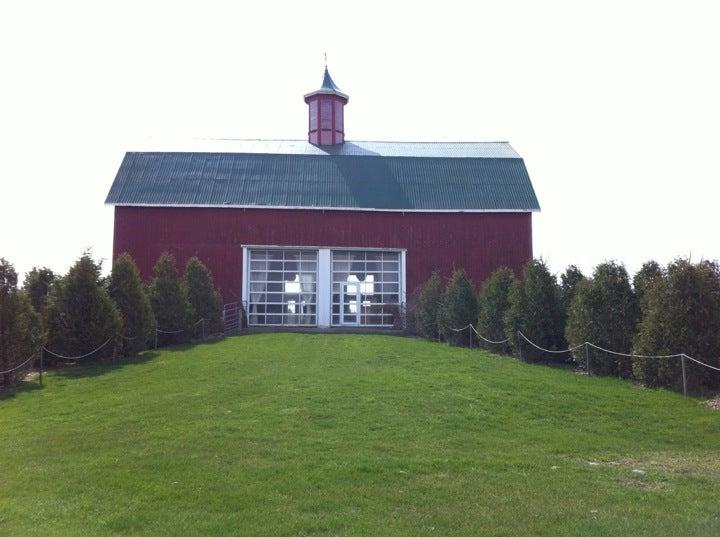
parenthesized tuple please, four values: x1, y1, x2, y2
(113, 207, 533, 303)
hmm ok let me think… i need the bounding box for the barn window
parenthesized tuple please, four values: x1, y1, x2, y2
(247, 249, 317, 326)
(331, 250, 400, 327)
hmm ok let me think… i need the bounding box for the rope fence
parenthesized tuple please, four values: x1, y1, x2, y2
(450, 324, 720, 396)
(2, 316, 222, 390)
(0, 352, 37, 376)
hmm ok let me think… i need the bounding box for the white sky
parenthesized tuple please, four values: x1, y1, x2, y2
(2, 1, 719, 282)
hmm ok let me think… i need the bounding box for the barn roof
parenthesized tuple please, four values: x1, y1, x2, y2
(105, 140, 540, 212)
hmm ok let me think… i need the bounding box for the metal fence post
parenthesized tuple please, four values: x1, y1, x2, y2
(681, 354, 688, 396)
(154, 331, 158, 349)
(585, 343, 591, 376)
(39, 347, 44, 387)
(469, 326, 473, 348)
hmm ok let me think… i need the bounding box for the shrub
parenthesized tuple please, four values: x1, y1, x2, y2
(437, 269, 478, 346)
(633, 260, 664, 311)
(109, 253, 156, 356)
(148, 253, 193, 345)
(505, 259, 565, 362)
(1, 259, 44, 387)
(476, 267, 515, 352)
(633, 259, 720, 393)
(565, 262, 638, 376)
(184, 257, 223, 336)
(22, 266, 57, 315)
(45, 253, 122, 362)
(413, 272, 443, 339)
(560, 265, 585, 316)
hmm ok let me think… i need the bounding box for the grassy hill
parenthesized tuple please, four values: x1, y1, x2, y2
(1, 333, 718, 536)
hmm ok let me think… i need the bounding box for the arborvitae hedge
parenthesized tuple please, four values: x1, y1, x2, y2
(148, 252, 193, 345)
(437, 269, 478, 346)
(476, 267, 515, 352)
(109, 253, 156, 356)
(184, 257, 223, 335)
(633, 260, 664, 311)
(413, 272, 443, 340)
(566, 262, 638, 377)
(505, 259, 565, 362)
(1, 259, 44, 387)
(22, 266, 56, 315)
(633, 259, 720, 393)
(45, 253, 121, 362)
(560, 265, 585, 317)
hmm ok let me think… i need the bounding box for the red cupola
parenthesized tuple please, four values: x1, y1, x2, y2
(304, 67, 348, 145)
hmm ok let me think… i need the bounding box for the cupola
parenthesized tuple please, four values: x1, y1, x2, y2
(304, 67, 348, 145)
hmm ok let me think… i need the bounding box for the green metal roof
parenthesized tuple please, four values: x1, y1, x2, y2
(105, 140, 540, 212)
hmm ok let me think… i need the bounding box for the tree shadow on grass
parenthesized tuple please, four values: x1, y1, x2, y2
(51, 336, 229, 380)
(0, 378, 43, 401)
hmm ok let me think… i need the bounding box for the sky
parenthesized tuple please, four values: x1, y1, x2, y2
(1, 0, 719, 282)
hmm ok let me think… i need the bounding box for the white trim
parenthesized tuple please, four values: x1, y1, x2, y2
(242, 247, 249, 310)
(317, 249, 331, 327)
(242, 245, 407, 329)
(401, 250, 407, 306)
(108, 202, 539, 213)
(241, 244, 407, 252)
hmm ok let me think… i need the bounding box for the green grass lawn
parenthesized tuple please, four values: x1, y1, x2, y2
(1, 333, 719, 536)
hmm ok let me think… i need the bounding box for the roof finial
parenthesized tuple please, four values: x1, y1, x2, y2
(324, 51, 327, 69)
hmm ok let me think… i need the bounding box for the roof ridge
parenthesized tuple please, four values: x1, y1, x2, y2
(210, 138, 511, 144)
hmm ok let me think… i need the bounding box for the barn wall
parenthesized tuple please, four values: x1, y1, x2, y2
(113, 207, 533, 303)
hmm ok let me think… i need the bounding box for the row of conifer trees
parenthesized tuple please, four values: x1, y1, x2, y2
(0, 252, 223, 387)
(413, 258, 720, 395)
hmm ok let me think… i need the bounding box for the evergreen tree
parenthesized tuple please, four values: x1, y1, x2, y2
(560, 265, 585, 316)
(148, 252, 193, 345)
(45, 253, 121, 362)
(634, 259, 720, 393)
(184, 257, 222, 335)
(413, 272, 443, 340)
(504, 259, 565, 362)
(566, 262, 638, 376)
(437, 269, 478, 346)
(633, 260, 664, 311)
(109, 253, 156, 356)
(476, 267, 515, 352)
(22, 266, 57, 315)
(1, 259, 43, 387)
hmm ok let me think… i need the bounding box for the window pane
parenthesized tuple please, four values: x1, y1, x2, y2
(249, 248, 319, 326)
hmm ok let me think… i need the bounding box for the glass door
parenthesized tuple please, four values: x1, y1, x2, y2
(340, 282, 360, 325)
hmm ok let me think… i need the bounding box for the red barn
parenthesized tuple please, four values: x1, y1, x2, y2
(106, 68, 540, 328)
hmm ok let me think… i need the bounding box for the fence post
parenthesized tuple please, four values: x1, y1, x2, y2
(681, 354, 688, 396)
(469, 326, 473, 348)
(154, 330, 158, 350)
(39, 347, 44, 387)
(518, 331, 523, 361)
(585, 343, 591, 376)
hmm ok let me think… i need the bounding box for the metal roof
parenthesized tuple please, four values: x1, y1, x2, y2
(105, 144, 540, 212)
(321, 68, 341, 92)
(125, 139, 523, 158)
(304, 67, 349, 101)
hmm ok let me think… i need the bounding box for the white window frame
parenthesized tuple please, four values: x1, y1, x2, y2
(242, 245, 406, 328)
